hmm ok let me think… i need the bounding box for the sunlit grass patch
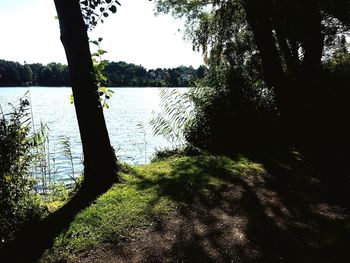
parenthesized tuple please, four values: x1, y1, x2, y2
(231, 156, 266, 175)
(41, 154, 266, 262)
(42, 177, 173, 262)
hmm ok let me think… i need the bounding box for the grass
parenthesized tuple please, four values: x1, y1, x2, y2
(40, 154, 266, 262)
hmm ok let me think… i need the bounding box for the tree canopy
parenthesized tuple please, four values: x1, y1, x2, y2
(155, 0, 350, 147)
(0, 59, 205, 87)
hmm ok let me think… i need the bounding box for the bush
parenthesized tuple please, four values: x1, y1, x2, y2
(185, 64, 276, 152)
(0, 98, 42, 245)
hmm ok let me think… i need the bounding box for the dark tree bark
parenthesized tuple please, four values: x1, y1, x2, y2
(0, 2, 121, 261)
(290, 40, 300, 67)
(242, 0, 287, 91)
(299, 0, 324, 79)
(242, 0, 293, 142)
(53, 0, 119, 191)
(242, 0, 327, 143)
(275, 29, 298, 74)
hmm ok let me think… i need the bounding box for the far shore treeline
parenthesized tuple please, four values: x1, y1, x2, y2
(0, 59, 207, 87)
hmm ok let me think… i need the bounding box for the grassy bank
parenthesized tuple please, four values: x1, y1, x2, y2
(41, 154, 265, 262)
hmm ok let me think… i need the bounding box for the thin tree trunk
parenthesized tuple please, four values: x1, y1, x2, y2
(275, 29, 298, 74)
(290, 40, 300, 67)
(53, 0, 119, 191)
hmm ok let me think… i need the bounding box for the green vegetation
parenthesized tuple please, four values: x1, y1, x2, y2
(1, 0, 350, 262)
(155, 0, 350, 147)
(0, 59, 206, 87)
(0, 60, 70, 87)
(40, 154, 264, 262)
(0, 97, 85, 247)
(0, 98, 42, 245)
(150, 88, 194, 149)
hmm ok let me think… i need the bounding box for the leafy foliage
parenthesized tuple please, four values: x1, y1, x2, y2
(185, 64, 276, 151)
(154, 0, 278, 148)
(0, 60, 33, 86)
(80, 0, 121, 29)
(90, 38, 115, 109)
(0, 59, 205, 87)
(0, 60, 70, 87)
(0, 98, 42, 245)
(155, 0, 350, 147)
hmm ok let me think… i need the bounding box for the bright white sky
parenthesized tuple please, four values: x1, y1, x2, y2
(0, 0, 203, 69)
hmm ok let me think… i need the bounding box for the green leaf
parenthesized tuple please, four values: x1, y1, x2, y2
(97, 49, 107, 55)
(109, 5, 117, 13)
(69, 94, 74, 104)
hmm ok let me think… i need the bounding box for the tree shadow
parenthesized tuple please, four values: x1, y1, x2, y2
(0, 181, 116, 263)
(126, 151, 350, 262)
(237, 145, 350, 262)
(136, 156, 236, 204)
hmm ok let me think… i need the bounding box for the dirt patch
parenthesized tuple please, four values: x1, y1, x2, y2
(77, 164, 349, 263)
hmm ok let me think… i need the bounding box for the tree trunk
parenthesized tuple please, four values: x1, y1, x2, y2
(0, 2, 120, 260)
(242, 0, 287, 91)
(242, 0, 294, 143)
(275, 29, 298, 74)
(242, 0, 326, 143)
(299, 0, 323, 79)
(53, 0, 119, 191)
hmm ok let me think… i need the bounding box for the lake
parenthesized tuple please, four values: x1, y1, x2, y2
(0, 87, 179, 182)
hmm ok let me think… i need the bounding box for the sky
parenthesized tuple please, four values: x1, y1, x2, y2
(0, 0, 203, 69)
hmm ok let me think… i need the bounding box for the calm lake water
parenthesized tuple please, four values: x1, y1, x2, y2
(0, 87, 177, 182)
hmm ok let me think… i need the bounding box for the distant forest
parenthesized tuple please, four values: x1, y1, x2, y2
(0, 59, 207, 87)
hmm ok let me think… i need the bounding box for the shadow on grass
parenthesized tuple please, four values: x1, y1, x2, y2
(5, 149, 349, 263)
(136, 156, 237, 204)
(126, 151, 350, 263)
(0, 180, 117, 263)
(238, 146, 350, 262)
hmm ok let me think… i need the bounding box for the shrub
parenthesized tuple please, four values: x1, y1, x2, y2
(185, 64, 276, 152)
(0, 98, 42, 245)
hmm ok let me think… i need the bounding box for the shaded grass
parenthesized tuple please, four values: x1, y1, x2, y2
(135, 155, 265, 204)
(40, 154, 265, 262)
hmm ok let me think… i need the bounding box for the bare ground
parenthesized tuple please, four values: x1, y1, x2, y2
(77, 154, 350, 263)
